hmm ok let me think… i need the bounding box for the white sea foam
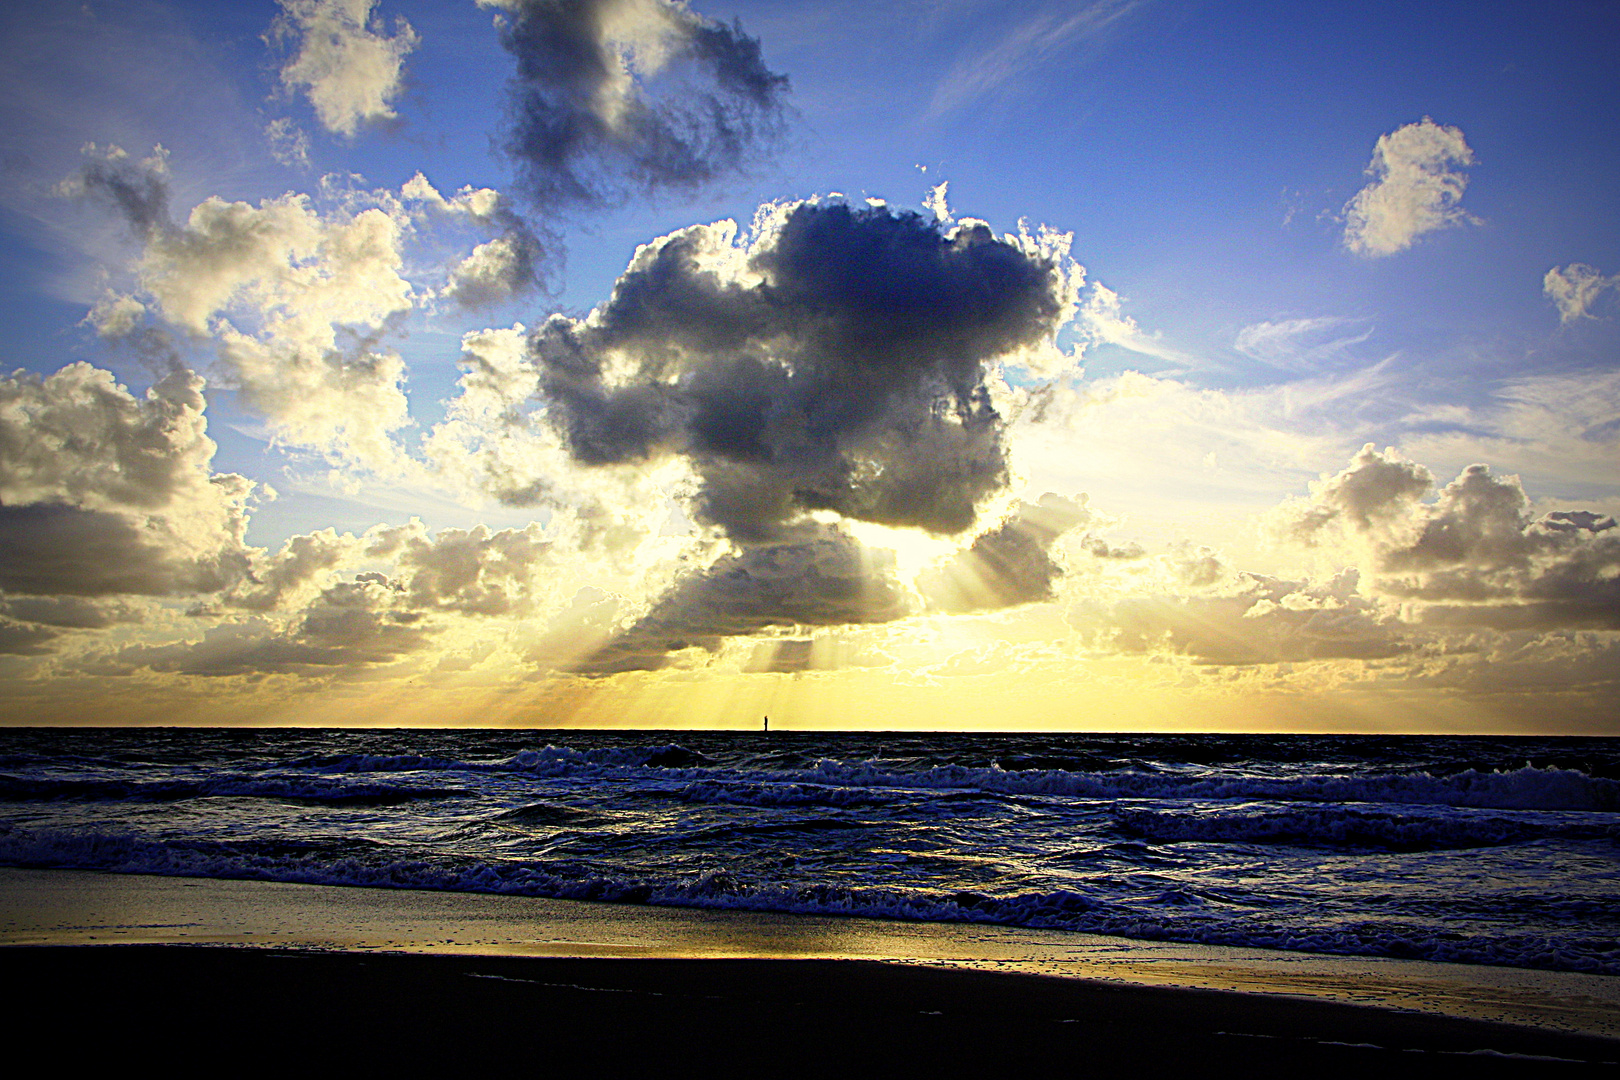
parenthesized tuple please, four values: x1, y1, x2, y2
(1114, 804, 1615, 850)
(298, 743, 1620, 813)
(2, 821, 1615, 975)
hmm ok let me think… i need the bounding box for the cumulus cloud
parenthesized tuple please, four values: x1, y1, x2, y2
(85, 293, 149, 339)
(107, 516, 603, 677)
(482, 0, 788, 208)
(402, 172, 550, 306)
(445, 234, 544, 307)
(1281, 445, 1620, 629)
(1070, 568, 1409, 665)
(919, 493, 1093, 613)
(61, 145, 416, 467)
(53, 143, 172, 237)
(0, 359, 497, 667)
(270, 0, 420, 138)
(364, 520, 557, 617)
(0, 363, 255, 602)
(531, 199, 1081, 543)
(115, 579, 433, 677)
(0, 358, 556, 675)
(422, 324, 557, 506)
(84, 502, 674, 679)
(573, 526, 911, 674)
(1277, 442, 1434, 542)
(1544, 263, 1617, 324)
(1343, 118, 1477, 257)
(223, 529, 358, 613)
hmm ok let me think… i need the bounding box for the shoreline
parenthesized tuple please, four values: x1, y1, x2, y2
(4, 866, 1618, 1049)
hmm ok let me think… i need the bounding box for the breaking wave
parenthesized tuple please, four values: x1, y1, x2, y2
(3, 728, 1616, 979)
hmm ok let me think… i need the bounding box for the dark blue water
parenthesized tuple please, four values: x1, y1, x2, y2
(1, 729, 1616, 973)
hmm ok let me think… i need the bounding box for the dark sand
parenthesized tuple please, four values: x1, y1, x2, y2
(4, 870, 1616, 1073)
(8, 946, 1616, 1074)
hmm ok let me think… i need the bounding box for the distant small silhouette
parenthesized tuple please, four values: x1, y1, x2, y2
(763, 715, 769, 732)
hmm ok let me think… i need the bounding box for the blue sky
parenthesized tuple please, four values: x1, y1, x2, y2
(0, 0, 1616, 730)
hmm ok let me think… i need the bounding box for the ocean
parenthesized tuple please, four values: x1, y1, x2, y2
(1, 728, 1615, 975)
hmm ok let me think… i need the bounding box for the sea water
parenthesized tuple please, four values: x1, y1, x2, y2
(0, 729, 1615, 974)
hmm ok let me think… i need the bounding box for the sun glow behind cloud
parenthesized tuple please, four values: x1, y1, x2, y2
(828, 517, 963, 585)
(0, 1, 1615, 731)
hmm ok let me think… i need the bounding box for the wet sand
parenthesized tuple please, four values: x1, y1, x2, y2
(3, 869, 1616, 1071)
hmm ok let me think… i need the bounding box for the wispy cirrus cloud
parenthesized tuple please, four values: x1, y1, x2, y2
(1233, 316, 1372, 371)
(926, 0, 1144, 119)
(1076, 282, 1196, 367)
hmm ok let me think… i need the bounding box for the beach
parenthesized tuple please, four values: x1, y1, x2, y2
(4, 868, 1616, 1071)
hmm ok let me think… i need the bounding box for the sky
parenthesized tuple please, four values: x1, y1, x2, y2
(0, 0, 1616, 732)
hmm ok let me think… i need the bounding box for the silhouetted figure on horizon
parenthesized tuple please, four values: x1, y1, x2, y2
(763, 715, 769, 732)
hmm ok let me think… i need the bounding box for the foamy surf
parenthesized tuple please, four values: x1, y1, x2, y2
(1, 729, 1615, 975)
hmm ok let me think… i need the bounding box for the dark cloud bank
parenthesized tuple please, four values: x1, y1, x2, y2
(536, 200, 1069, 542)
(533, 200, 1084, 672)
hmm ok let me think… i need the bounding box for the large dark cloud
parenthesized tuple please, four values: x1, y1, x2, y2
(522, 202, 1078, 675)
(489, 0, 788, 208)
(534, 201, 1072, 543)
